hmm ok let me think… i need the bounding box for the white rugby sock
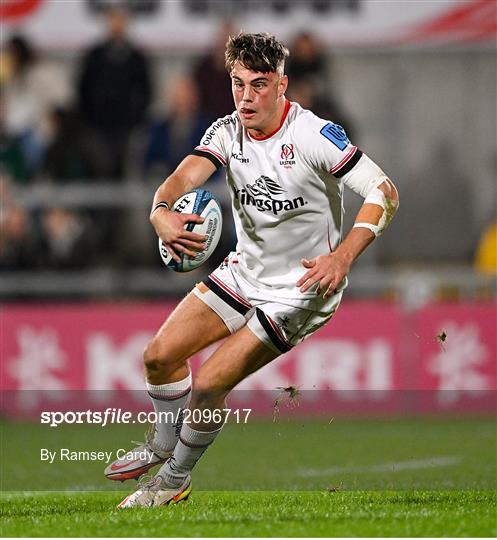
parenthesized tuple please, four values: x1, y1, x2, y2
(146, 373, 192, 453)
(158, 422, 223, 487)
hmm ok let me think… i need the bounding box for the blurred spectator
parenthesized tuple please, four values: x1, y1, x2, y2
(144, 77, 210, 178)
(192, 21, 234, 123)
(474, 219, 497, 275)
(0, 90, 28, 182)
(0, 172, 15, 213)
(0, 206, 40, 270)
(0, 35, 72, 179)
(38, 207, 96, 270)
(77, 5, 151, 180)
(0, 175, 40, 270)
(42, 107, 108, 181)
(286, 32, 355, 139)
(286, 32, 327, 88)
(288, 79, 355, 139)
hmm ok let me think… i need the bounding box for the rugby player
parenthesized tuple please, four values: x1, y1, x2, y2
(110, 32, 399, 508)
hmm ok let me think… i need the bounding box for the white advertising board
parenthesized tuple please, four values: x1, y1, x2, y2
(1, 0, 495, 50)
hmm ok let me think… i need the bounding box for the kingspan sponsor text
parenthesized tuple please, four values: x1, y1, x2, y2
(234, 187, 307, 215)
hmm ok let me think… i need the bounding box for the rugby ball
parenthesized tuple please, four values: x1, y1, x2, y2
(158, 189, 222, 272)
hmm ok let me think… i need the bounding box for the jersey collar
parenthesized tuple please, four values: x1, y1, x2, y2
(246, 99, 291, 142)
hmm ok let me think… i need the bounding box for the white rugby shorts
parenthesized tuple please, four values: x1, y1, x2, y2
(193, 252, 343, 355)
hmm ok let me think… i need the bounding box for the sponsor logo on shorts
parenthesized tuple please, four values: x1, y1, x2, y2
(233, 175, 308, 216)
(278, 315, 291, 334)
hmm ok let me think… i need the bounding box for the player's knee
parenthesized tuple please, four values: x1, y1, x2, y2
(191, 376, 228, 408)
(143, 337, 178, 375)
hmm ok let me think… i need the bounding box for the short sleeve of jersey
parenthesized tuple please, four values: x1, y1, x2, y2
(298, 112, 363, 178)
(191, 116, 233, 169)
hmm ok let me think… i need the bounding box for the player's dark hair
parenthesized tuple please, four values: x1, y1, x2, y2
(225, 32, 289, 74)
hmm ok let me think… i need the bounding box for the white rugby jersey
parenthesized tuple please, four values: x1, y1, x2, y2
(192, 99, 384, 301)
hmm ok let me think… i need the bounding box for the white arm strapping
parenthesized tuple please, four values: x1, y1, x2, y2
(341, 154, 399, 237)
(341, 154, 388, 197)
(353, 222, 381, 236)
(352, 186, 399, 237)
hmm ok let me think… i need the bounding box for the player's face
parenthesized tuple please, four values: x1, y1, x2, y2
(231, 62, 288, 134)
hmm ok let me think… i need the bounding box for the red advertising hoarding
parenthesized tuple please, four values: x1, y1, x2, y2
(1, 301, 495, 416)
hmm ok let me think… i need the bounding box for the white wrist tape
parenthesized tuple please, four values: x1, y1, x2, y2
(353, 222, 380, 236)
(363, 186, 387, 207)
(355, 186, 399, 237)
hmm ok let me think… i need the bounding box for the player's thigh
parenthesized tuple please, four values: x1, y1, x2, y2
(146, 289, 232, 364)
(193, 324, 279, 395)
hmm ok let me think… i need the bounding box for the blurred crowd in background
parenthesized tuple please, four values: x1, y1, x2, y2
(0, 5, 496, 282)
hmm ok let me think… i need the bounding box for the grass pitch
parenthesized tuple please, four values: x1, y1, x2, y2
(1, 417, 496, 537)
(2, 490, 495, 537)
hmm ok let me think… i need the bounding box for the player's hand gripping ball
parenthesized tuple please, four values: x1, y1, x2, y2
(159, 189, 222, 272)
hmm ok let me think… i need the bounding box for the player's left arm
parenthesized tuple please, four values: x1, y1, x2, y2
(297, 155, 399, 298)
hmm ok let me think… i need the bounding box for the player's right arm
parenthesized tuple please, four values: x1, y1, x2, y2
(296, 114, 399, 297)
(152, 114, 231, 262)
(150, 155, 217, 263)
